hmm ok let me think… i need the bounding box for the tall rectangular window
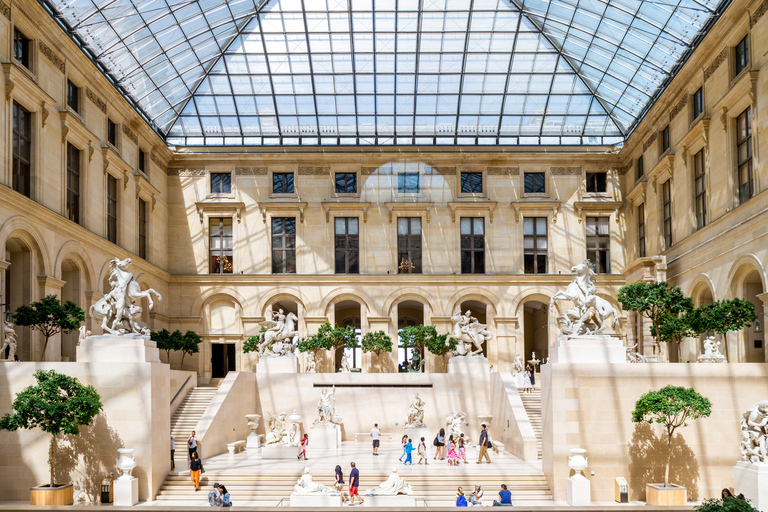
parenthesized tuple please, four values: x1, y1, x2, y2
(210, 217, 233, 274)
(586, 172, 607, 193)
(523, 217, 547, 274)
(737, 107, 753, 204)
(13, 28, 30, 70)
(211, 173, 232, 194)
(460, 172, 483, 194)
(335, 217, 359, 274)
(67, 80, 79, 113)
(735, 35, 749, 75)
(12, 102, 31, 198)
(66, 143, 80, 224)
(524, 172, 545, 193)
(638, 204, 646, 258)
(692, 87, 703, 119)
(637, 155, 644, 181)
(397, 172, 419, 193)
(662, 180, 672, 249)
(138, 149, 146, 174)
(586, 217, 610, 273)
(397, 217, 422, 273)
(460, 218, 485, 274)
(694, 149, 706, 229)
(661, 126, 670, 153)
(271, 217, 296, 274)
(107, 119, 118, 146)
(138, 198, 147, 259)
(273, 172, 294, 194)
(335, 173, 357, 193)
(107, 175, 118, 244)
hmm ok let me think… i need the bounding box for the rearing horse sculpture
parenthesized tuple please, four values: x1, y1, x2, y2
(550, 259, 618, 336)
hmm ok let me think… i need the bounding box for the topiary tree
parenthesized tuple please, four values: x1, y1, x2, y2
(690, 299, 756, 360)
(13, 295, 85, 361)
(297, 323, 357, 370)
(179, 330, 203, 367)
(0, 370, 103, 487)
(696, 496, 759, 512)
(361, 331, 392, 355)
(151, 328, 182, 362)
(632, 385, 711, 488)
(398, 325, 453, 371)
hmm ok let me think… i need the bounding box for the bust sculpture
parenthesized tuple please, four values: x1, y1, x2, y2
(292, 467, 335, 495)
(0, 320, 18, 361)
(405, 392, 426, 428)
(366, 467, 414, 496)
(89, 258, 161, 336)
(314, 386, 342, 427)
(446, 309, 493, 356)
(550, 259, 618, 337)
(740, 400, 768, 464)
(697, 336, 727, 363)
(258, 309, 299, 357)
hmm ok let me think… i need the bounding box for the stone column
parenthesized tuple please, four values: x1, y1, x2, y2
(36, 275, 67, 361)
(390, 304, 400, 370)
(84, 290, 103, 333)
(0, 260, 9, 348)
(758, 292, 768, 363)
(486, 303, 496, 364)
(304, 316, 330, 372)
(430, 315, 452, 373)
(366, 316, 393, 373)
(494, 317, 519, 371)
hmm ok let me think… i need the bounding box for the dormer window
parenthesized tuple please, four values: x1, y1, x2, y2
(14, 28, 30, 70)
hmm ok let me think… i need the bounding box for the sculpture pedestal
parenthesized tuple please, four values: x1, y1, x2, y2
(448, 356, 489, 374)
(551, 335, 625, 364)
(113, 478, 138, 506)
(734, 461, 768, 509)
(697, 354, 727, 363)
(246, 432, 262, 451)
(363, 495, 416, 507)
(309, 424, 341, 449)
(262, 445, 299, 459)
(566, 475, 591, 506)
(77, 335, 159, 363)
(290, 495, 342, 507)
(403, 426, 430, 446)
(257, 356, 298, 374)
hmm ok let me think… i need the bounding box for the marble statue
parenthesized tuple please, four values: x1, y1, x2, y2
(314, 386, 342, 427)
(305, 351, 316, 373)
(0, 320, 18, 361)
(340, 353, 352, 373)
(513, 353, 524, 374)
(264, 410, 301, 446)
(697, 336, 727, 363)
(626, 343, 646, 363)
(89, 258, 161, 336)
(365, 468, 414, 496)
(550, 259, 618, 337)
(446, 309, 493, 357)
(446, 411, 466, 438)
(292, 467, 335, 495)
(258, 309, 299, 357)
(405, 392, 426, 428)
(76, 325, 91, 346)
(740, 401, 768, 464)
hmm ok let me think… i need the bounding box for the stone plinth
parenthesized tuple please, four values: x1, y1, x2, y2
(289, 494, 342, 507)
(448, 356, 489, 374)
(113, 478, 139, 506)
(566, 475, 591, 506)
(363, 495, 416, 507)
(734, 461, 768, 509)
(262, 444, 299, 459)
(309, 424, 341, 449)
(698, 354, 727, 363)
(257, 356, 298, 374)
(550, 335, 625, 364)
(77, 335, 159, 363)
(246, 433, 262, 451)
(403, 426, 430, 446)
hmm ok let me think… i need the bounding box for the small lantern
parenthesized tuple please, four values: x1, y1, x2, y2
(101, 478, 113, 503)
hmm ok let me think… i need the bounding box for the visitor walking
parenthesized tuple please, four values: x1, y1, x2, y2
(417, 437, 429, 465)
(188, 431, 198, 459)
(447, 435, 459, 466)
(456, 487, 468, 507)
(349, 462, 364, 506)
(371, 423, 381, 456)
(468, 483, 483, 506)
(477, 424, 491, 464)
(297, 433, 308, 460)
(529, 363, 536, 390)
(399, 434, 408, 462)
(217, 484, 232, 507)
(458, 433, 467, 463)
(434, 428, 446, 459)
(170, 434, 176, 470)
(523, 364, 532, 393)
(493, 484, 513, 506)
(190, 452, 202, 491)
(404, 438, 414, 465)
(335, 465, 348, 503)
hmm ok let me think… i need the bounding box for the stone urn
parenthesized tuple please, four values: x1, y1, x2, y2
(478, 415, 493, 428)
(245, 414, 261, 449)
(116, 448, 137, 480)
(568, 448, 588, 477)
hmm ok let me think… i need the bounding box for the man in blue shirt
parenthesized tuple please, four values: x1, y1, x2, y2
(349, 462, 363, 506)
(493, 484, 513, 506)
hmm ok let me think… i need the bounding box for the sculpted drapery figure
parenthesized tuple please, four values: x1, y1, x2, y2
(0, 320, 18, 361)
(258, 309, 300, 357)
(446, 411, 466, 438)
(513, 353, 524, 374)
(366, 468, 414, 496)
(446, 309, 493, 356)
(406, 392, 426, 428)
(550, 259, 618, 337)
(697, 336, 727, 363)
(89, 258, 161, 336)
(292, 468, 335, 495)
(340, 353, 352, 372)
(305, 351, 316, 373)
(740, 401, 768, 464)
(314, 386, 341, 427)
(264, 411, 301, 446)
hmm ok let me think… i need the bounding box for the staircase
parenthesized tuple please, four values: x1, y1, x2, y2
(171, 387, 218, 464)
(519, 389, 542, 459)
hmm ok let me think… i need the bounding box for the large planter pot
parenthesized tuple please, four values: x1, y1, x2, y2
(646, 483, 687, 506)
(30, 484, 73, 506)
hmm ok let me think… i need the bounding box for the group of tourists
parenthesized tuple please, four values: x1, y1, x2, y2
(455, 483, 513, 507)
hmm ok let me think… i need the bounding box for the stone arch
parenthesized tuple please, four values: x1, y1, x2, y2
(190, 288, 250, 318)
(382, 288, 437, 317)
(256, 289, 308, 317)
(319, 288, 375, 317)
(445, 288, 500, 316)
(689, 274, 717, 306)
(54, 241, 96, 292)
(199, 293, 245, 334)
(728, 254, 767, 296)
(0, 217, 52, 276)
(511, 290, 556, 317)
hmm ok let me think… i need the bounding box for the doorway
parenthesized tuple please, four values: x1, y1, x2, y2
(211, 343, 236, 378)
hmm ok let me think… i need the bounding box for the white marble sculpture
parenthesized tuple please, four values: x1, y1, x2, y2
(264, 410, 301, 446)
(314, 386, 342, 427)
(446, 411, 466, 438)
(0, 320, 18, 361)
(76, 325, 91, 346)
(446, 309, 493, 356)
(405, 392, 426, 428)
(626, 343, 646, 363)
(258, 309, 300, 357)
(698, 336, 727, 363)
(292, 467, 335, 495)
(89, 258, 161, 336)
(513, 353, 524, 374)
(340, 353, 352, 372)
(740, 401, 768, 464)
(550, 259, 618, 337)
(305, 351, 316, 373)
(366, 468, 415, 496)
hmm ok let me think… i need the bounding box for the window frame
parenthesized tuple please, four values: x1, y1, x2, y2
(334, 172, 357, 194)
(397, 172, 420, 194)
(66, 142, 81, 225)
(107, 118, 118, 147)
(586, 217, 610, 273)
(138, 149, 147, 175)
(272, 172, 295, 195)
(107, 174, 118, 244)
(661, 125, 670, 154)
(637, 203, 646, 258)
(692, 87, 704, 120)
(209, 217, 234, 274)
(736, 107, 753, 204)
(397, 217, 422, 274)
(735, 35, 749, 76)
(138, 197, 148, 259)
(210, 172, 233, 195)
(460, 217, 485, 274)
(334, 217, 360, 274)
(12, 101, 32, 198)
(523, 172, 546, 194)
(523, 217, 548, 274)
(694, 149, 706, 230)
(585, 171, 607, 194)
(271, 217, 297, 274)
(66, 80, 80, 113)
(637, 155, 644, 181)
(13, 28, 31, 71)
(460, 172, 483, 195)
(662, 179, 672, 249)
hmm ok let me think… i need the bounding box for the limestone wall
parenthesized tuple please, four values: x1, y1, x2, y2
(196, 371, 257, 458)
(490, 371, 538, 461)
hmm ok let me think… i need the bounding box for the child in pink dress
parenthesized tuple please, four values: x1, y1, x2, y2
(446, 435, 459, 466)
(297, 434, 308, 460)
(458, 433, 467, 463)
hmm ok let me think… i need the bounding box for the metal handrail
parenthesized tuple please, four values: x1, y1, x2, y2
(276, 497, 287, 507)
(170, 375, 192, 406)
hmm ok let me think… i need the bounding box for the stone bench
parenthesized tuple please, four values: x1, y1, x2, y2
(227, 440, 246, 455)
(353, 432, 394, 442)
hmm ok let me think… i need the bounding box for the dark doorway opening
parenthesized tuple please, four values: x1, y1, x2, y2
(212, 343, 236, 378)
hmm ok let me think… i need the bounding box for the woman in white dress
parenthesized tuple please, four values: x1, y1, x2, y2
(522, 364, 532, 393)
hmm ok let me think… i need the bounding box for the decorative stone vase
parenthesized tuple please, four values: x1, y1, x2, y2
(246, 414, 261, 450)
(478, 415, 493, 428)
(116, 448, 136, 480)
(568, 448, 588, 476)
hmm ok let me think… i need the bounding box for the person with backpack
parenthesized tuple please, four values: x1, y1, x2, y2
(208, 483, 221, 506)
(433, 428, 446, 460)
(477, 424, 491, 464)
(456, 487, 468, 507)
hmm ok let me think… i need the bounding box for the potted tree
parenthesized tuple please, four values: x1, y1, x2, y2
(632, 385, 711, 505)
(690, 299, 755, 361)
(297, 323, 357, 372)
(13, 294, 85, 361)
(0, 369, 103, 505)
(361, 330, 393, 373)
(399, 325, 453, 372)
(152, 329, 203, 368)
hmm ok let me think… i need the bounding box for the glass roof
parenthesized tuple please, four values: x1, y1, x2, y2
(44, 0, 729, 146)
